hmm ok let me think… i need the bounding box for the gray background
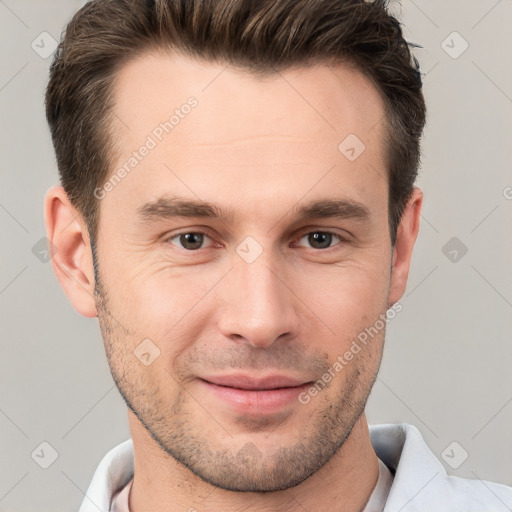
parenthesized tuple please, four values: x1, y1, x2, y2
(1, 1, 511, 510)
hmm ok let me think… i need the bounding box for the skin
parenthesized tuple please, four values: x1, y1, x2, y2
(45, 50, 422, 512)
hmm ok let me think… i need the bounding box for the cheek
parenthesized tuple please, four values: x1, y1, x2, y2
(297, 259, 389, 332)
(104, 262, 223, 355)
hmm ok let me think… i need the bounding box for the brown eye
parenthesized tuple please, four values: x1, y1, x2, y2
(168, 232, 207, 250)
(295, 231, 345, 250)
(307, 232, 333, 249)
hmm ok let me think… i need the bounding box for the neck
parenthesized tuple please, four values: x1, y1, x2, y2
(127, 411, 379, 512)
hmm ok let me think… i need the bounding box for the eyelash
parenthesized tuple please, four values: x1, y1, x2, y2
(165, 229, 348, 252)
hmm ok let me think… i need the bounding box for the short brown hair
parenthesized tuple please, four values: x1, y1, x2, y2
(45, 0, 426, 247)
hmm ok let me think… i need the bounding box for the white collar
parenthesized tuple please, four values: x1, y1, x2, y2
(79, 422, 512, 512)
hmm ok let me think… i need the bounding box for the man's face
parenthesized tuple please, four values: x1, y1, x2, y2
(95, 52, 396, 491)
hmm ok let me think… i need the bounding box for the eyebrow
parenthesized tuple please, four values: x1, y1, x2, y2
(136, 195, 371, 225)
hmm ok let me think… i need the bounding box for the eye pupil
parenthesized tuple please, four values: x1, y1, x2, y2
(308, 232, 332, 249)
(180, 233, 203, 250)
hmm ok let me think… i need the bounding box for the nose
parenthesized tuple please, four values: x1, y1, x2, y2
(217, 247, 300, 349)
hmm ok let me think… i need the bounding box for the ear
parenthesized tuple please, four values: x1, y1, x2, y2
(387, 187, 423, 307)
(44, 186, 98, 317)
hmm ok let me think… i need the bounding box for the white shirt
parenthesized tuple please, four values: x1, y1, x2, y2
(79, 423, 512, 512)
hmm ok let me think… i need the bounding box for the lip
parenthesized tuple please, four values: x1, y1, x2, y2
(198, 374, 312, 414)
(201, 374, 307, 390)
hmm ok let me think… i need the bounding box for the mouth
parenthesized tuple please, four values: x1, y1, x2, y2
(198, 374, 313, 414)
(201, 374, 309, 390)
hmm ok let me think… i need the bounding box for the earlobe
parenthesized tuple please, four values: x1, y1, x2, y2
(44, 186, 98, 318)
(387, 187, 423, 307)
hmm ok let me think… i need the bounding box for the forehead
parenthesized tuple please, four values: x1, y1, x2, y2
(111, 50, 386, 144)
(104, 50, 388, 223)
